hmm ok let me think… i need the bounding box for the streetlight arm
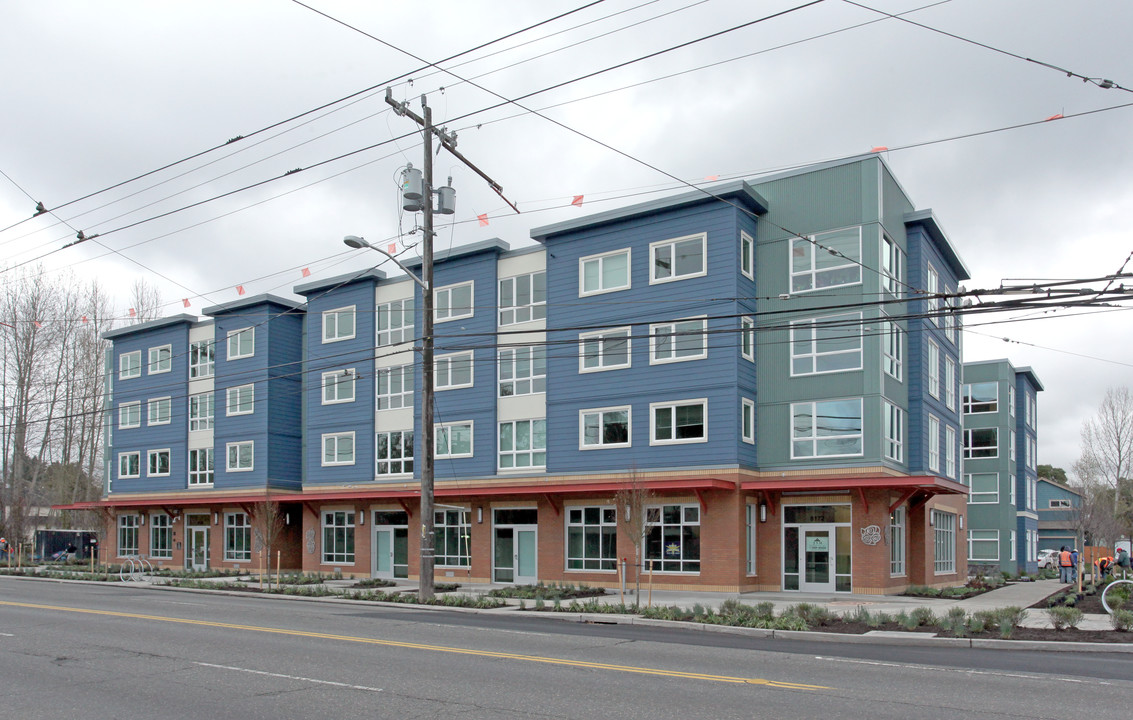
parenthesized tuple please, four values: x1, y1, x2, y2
(343, 236, 429, 291)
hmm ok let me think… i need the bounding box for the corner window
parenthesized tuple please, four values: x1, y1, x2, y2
(147, 397, 171, 426)
(650, 399, 707, 445)
(322, 369, 357, 404)
(436, 422, 474, 458)
(189, 340, 214, 378)
(741, 398, 755, 444)
(119, 350, 141, 379)
(790, 226, 861, 293)
(189, 448, 214, 486)
(579, 248, 630, 296)
(790, 313, 862, 376)
(650, 233, 706, 284)
(118, 452, 140, 479)
(227, 328, 254, 360)
(882, 318, 902, 380)
(499, 272, 546, 326)
(740, 231, 754, 280)
(963, 382, 998, 414)
(498, 346, 546, 397)
(791, 399, 863, 458)
(322, 432, 355, 466)
(119, 402, 141, 429)
(225, 512, 252, 561)
(881, 234, 905, 296)
(147, 449, 170, 477)
(322, 510, 355, 565)
(435, 351, 473, 390)
(434, 281, 473, 323)
(885, 402, 904, 463)
(579, 328, 630, 372)
(148, 345, 171, 374)
(567, 506, 617, 571)
(376, 365, 413, 410)
(322, 306, 356, 343)
(376, 430, 413, 475)
(226, 384, 254, 416)
(964, 428, 998, 459)
(498, 419, 547, 470)
(649, 318, 706, 364)
(226, 441, 254, 472)
(580, 407, 630, 449)
(377, 298, 414, 346)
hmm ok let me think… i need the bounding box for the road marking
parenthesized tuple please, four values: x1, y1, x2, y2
(0, 600, 829, 690)
(814, 656, 1106, 685)
(194, 662, 384, 692)
(0, 632, 13, 637)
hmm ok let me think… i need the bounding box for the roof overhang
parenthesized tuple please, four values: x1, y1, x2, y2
(739, 474, 968, 495)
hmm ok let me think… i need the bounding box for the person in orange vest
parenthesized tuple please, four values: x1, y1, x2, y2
(1058, 546, 1074, 584)
(1095, 555, 1116, 582)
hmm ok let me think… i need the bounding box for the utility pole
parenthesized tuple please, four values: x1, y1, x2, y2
(384, 90, 517, 600)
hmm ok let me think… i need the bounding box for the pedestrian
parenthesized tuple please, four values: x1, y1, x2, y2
(1117, 547, 1130, 578)
(1058, 546, 1073, 584)
(1070, 548, 1079, 583)
(0, 537, 8, 556)
(1095, 555, 1115, 582)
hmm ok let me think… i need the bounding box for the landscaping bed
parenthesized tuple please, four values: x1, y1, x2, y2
(487, 582, 606, 601)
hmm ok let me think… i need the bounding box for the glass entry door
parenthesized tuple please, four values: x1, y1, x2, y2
(799, 527, 834, 592)
(493, 527, 537, 584)
(372, 511, 409, 579)
(188, 527, 209, 571)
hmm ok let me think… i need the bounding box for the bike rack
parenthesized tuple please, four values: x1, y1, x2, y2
(1101, 579, 1133, 614)
(118, 555, 154, 582)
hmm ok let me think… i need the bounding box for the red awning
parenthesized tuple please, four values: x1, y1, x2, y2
(739, 475, 967, 495)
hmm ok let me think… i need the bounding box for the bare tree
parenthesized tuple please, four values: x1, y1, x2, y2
(1079, 387, 1133, 516)
(614, 469, 654, 599)
(1072, 459, 1126, 547)
(129, 278, 163, 324)
(252, 500, 287, 580)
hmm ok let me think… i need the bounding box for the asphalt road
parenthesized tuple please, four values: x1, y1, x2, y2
(0, 577, 1130, 719)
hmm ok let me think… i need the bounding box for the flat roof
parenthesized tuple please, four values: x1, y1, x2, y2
(402, 237, 510, 269)
(202, 293, 304, 316)
(294, 267, 386, 296)
(102, 314, 197, 340)
(904, 209, 971, 281)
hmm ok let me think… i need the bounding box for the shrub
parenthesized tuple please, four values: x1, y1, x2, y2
(846, 606, 873, 625)
(910, 607, 937, 627)
(997, 606, 1028, 630)
(900, 612, 919, 631)
(942, 607, 968, 636)
(1111, 609, 1133, 632)
(785, 603, 832, 626)
(1047, 606, 1084, 630)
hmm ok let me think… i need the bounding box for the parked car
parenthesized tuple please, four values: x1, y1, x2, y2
(1037, 549, 1058, 569)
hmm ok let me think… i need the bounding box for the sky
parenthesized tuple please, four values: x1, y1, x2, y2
(2, 0, 1131, 474)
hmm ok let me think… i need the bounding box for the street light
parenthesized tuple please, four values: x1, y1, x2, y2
(343, 236, 427, 291)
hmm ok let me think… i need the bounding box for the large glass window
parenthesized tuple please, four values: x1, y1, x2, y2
(791, 313, 862, 375)
(117, 515, 139, 556)
(968, 529, 999, 561)
(579, 249, 630, 295)
(498, 420, 546, 470)
(436, 422, 473, 458)
(645, 504, 700, 573)
(651, 400, 706, 444)
(882, 318, 902, 380)
(225, 512, 252, 561)
(322, 510, 355, 564)
(881, 234, 905, 295)
(964, 428, 998, 459)
(376, 430, 413, 475)
(498, 346, 546, 396)
(499, 271, 546, 326)
(322, 432, 355, 466)
(322, 306, 356, 342)
(188, 393, 214, 432)
(650, 233, 706, 283)
(434, 281, 474, 322)
(579, 328, 630, 372)
(933, 510, 955, 574)
(435, 509, 471, 567)
(189, 339, 214, 378)
(377, 298, 414, 346)
(885, 402, 904, 463)
(567, 506, 616, 571)
(227, 327, 254, 359)
(118, 452, 140, 479)
(890, 507, 906, 576)
(435, 351, 473, 390)
(790, 227, 861, 292)
(376, 365, 413, 410)
(148, 345, 172, 374)
(791, 399, 863, 458)
(226, 441, 253, 472)
(650, 318, 707, 364)
(963, 382, 998, 414)
(581, 407, 630, 448)
(150, 514, 173, 559)
(189, 448, 214, 486)
(147, 449, 170, 477)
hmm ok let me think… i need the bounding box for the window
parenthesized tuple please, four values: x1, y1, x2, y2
(147, 397, 171, 426)
(322, 510, 355, 564)
(226, 384, 254, 416)
(322, 432, 355, 466)
(1028, 437, 1037, 471)
(933, 510, 955, 574)
(322, 369, 356, 404)
(377, 298, 414, 346)
(150, 514, 173, 559)
(882, 318, 902, 380)
(322, 306, 356, 342)
(436, 351, 473, 390)
(881, 235, 904, 295)
(119, 402, 141, 429)
(435, 422, 473, 458)
(435, 509, 471, 567)
(225, 512, 252, 561)
(189, 339, 214, 378)
(499, 419, 546, 469)
(499, 346, 546, 396)
(148, 345, 171, 374)
(964, 428, 998, 459)
(435, 281, 474, 322)
(790, 226, 861, 293)
(968, 529, 999, 561)
(927, 341, 940, 398)
(1010, 473, 1016, 505)
(567, 506, 617, 571)
(926, 265, 940, 325)
(651, 400, 706, 444)
(741, 398, 755, 444)
(1010, 430, 1017, 463)
(1049, 498, 1072, 509)
(499, 271, 546, 326)
(966, 473, 999, 503)
(945, 426, 957, 479)
(376, 430, 413, 475)
(119, 350, 141, 379)
(1009, 385, 1016, 417)
(944, 294, 958, 344)
(650, 318, 707, 364)
(740, 231, 754, 279)
(118, 515, 139, 556)
(963, 382, 998, 414)
(226, 441, 253, 472)
(147, 449, 170, 477)
(1027, 393, 1036, 427)
(227, 327, 254, 359)
(741, 316, 754, 361)
(884, 402, 904, 463)
(579, 328, 630, 372)
(1010, 530, 1017, 562)
(189, 448, 214, 486)
(651, 233, 706, 283)
(581, 407, 630, 449)
(188, 393, 214, 432)
(944, 357, 956, 410)
(890, 507, 906, 576)
(118, 452, 140, 479)
(376, 365, 413, 410)
(927, 415, 940, 471)
(645, 504, 700, 573)
(745, 504, 758, 575)
(791, 399, 863, 458)
(790, 313, 862, 375)
(579, 248, 630, 295)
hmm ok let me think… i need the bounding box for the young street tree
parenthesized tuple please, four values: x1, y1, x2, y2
(614, 470, 654, 598)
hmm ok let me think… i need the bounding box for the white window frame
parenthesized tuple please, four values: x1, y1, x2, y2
(741, 397, 755, 444)
(226, 441, 254, 472)
(119, 402, 141, 429)
(188, 448, 214, 486)
(1010, 529, 1017, 562)
(927, 340, 940, 399)
(118, 451, 140, 479)
(644, 504, 701, 573)
(966, 472, 999, 504)
(147, 449, 171, 477)
(434, 281, 474, 323)
(890, 507, 906, 576)
(649, 399, 708, 445)
(933, 510, 956, 574)
(882, 317, 902, 381)
(119, 350, 141, 380)
(147, 397, 171, 426)
(790, 226, 862, 293)
(322, 431, 356, 467)
(375, 430, 413, 476)
(885, 401, 904, 463)
(650, 232, 707, 285)
(189, 339, 214, 379)
(150, 513, 173, 559)
(964, 428, 998, 459)
(148, 345, 172, 374)
(968, 529, 1000, 562)
(945, 426, 957, 479)
(963, 382, 998, 414)
(741, 316, 754, 362)
(226, 384, 255, 416)
(225, 512, 253, 562)
(498, 271, 546, 326)
(745, 503, 758, 575)
(566, 505, 618, 572)
(881, 234, 905, 296)
(321, 510, 356, 565)
(579, 248, 631, 296)
(1009, 385, 1016, 417)
(188, 393, 214, 432)
(498, 346, 546, 397)
(579, 327, 631, 373)
(740, 231, 754, 280)
(944, 357, 956, 411)
(1010, 429, 1017, 463)
(580, 406, 631, 449)
(649, 317, 707, 365)
(790, 399, 863, 459)
(117, 515, 140, 557)
(377, 298, 414, 347)
(498, 419, 547, 471)
(322, 305, 356, 343)
(435, 351, 474, 391)
(227, 327, 254, 360)
(376, 365, 413, 410)
(927, 414, 940, 472)
(790, 312, 863, 376)
(435, 421, 474, 459)
(927, 264, 941, 326)
(321, 369, 357, 405)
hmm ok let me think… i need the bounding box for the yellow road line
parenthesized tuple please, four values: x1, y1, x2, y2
(0, 599, 828, 690)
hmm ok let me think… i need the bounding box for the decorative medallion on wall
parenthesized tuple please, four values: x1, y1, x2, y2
(305, 528, 316, 554)
(860, 524, 882, 546)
